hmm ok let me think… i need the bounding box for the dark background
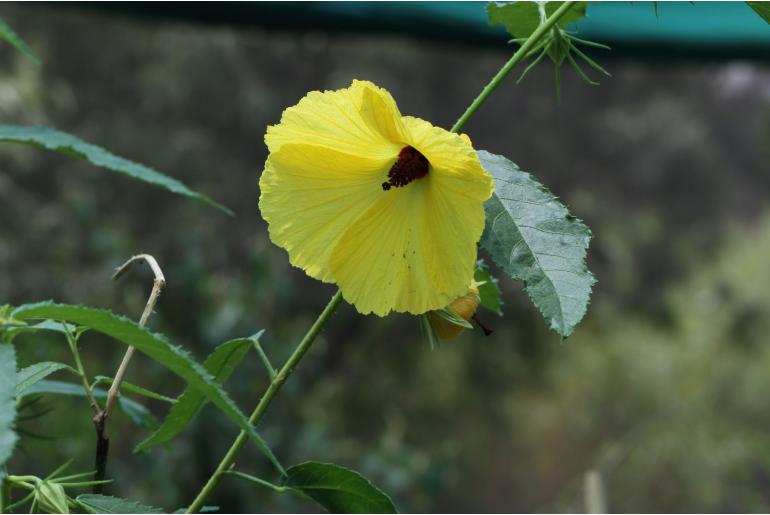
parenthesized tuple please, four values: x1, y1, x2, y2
(3, 2, 770, 512)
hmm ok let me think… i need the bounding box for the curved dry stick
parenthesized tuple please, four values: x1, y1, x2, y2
(93, 254, 165, 492)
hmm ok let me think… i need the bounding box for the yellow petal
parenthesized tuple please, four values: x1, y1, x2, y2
(259, 143, 388, 282)
(402, 116, 493, 202)
(329, 173, 486, 316)
(266, 80, 406, 160)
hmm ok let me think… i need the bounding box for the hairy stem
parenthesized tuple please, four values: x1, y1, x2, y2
(450, 1, 576, 134)
(185, 290, 343, 514)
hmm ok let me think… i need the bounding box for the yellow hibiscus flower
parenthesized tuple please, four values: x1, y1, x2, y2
(259, 80, 494, 316)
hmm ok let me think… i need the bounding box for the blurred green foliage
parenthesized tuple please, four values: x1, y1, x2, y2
(2, 3, 770, 513)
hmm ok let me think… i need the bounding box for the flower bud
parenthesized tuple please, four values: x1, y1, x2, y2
(35, 480, 69, 514)
(428, 286, 480, 340)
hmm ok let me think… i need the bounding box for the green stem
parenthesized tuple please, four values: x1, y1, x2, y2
(56, 480, 112, 488)
(4, 491, 34, 513)
(224, 471, 290, 494)
(0, 477, 10, 514)
(253, 340, 277, 381)
(450, 0, 576, 134)
(48, 471, 96, 482)
(3, 478, 35, 492)
(63, 326, 99, 413)
(185, 290, 344, 514)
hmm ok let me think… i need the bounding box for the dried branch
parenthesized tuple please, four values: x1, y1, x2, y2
(92, 254, 165, 492)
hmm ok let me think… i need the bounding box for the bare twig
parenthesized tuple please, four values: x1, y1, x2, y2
(92, 254, 165, 492)
(584, 469, 607, 514)
(104, 254, 165, 417)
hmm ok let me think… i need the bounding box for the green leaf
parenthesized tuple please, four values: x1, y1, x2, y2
(117, 395, 160, 431)
(15, 361, 71, 396)
(4, 319, 83, 339)
(0, 17, 40, 64)
(0, 305, 26, 343)
(747, 1, 770, 24)
(474, 260, 503, 316)
(21, 379, 159, 431)
(0, 126, 231, 215)
(135, 335, 256, 452)
(478, 150, 594, 337)
(487, 1, 587, 40)
(21, 380, 85, 398)
(11, 303, 283, 473)
(2, 319, 86, 343)
(0, 344, 17, 468)
(282, 462, 397, 514)
(76, 494, 164, 514)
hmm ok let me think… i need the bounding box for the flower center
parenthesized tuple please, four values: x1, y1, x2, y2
(382, 146, 429, 191)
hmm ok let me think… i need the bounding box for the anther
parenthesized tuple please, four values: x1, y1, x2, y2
(382, 146, 429, 191)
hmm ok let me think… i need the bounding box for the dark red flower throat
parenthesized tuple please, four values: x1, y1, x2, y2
(382, 146, 429, 191)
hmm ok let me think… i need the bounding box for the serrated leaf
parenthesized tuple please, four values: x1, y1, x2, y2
(0, 126, 231, 215)
(0, 17, 40, 64)
(16, 361, 70, 396)
(21, 379, 159, 431)
(76, 494, 164, 514)
(474, 260, 503, 316)
(282, 462, 397, 514)
(135, 335, 255, 452)
(0, 344, 17, 468)
(487, 1, 587, 40)
(478, 150, 594, 337)
(747, 1, 770, 24)
(12, 303, 283, 473)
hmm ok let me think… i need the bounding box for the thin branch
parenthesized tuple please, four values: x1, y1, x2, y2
(584, 469, 607, 514)
(105, 254, 166, 417)
(92, 253, 165, 493)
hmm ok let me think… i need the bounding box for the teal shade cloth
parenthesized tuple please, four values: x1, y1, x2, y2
(80, 2, 770, 57)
